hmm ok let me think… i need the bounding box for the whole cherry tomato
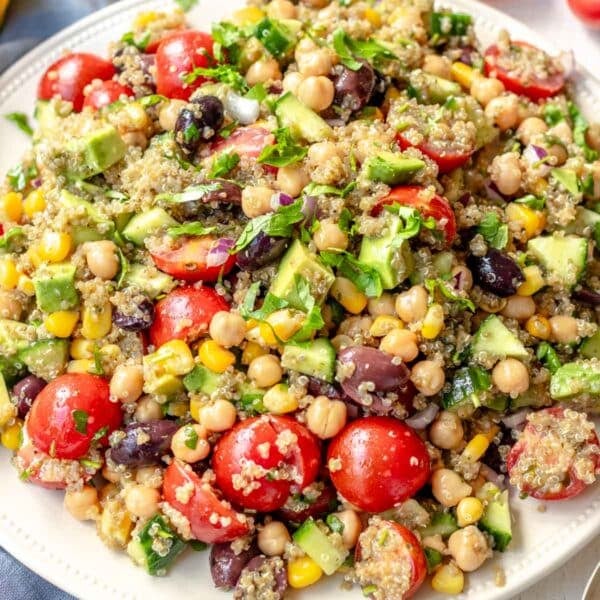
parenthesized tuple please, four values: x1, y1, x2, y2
(211, 126, 275, 159)
(38, 53, 116, 111)
(26, 373, 122, 460)
(568, 0, 600, 27)
(155, 30, 214, 100)
(327, 416, 430, 513)
(82, 80, 133, 110)
(163, 460, 250, 543)
(149, 285, 229, 348)
(212, 415, 321, 512)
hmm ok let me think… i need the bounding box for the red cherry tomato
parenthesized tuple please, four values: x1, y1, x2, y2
(506, 407, 600, 500)
(155, 30, 214, 100)
(374, 185, 457, 245)
(327, 416, 430, 513)
(163, 460, 250, 543)
(484, 41, 565, 101)
(569, 0, 600, 27)
(82, 80, 134, 110)
(211, 126, 275, 159)
(149, 285, 229, 348)
(213, 415, 321, 512)
(38, 53, 116, 111)
(396, 131, 473, 174)
(26, 373, 122, 460)
(150, 236, 236, 283)
(355, 520, 427, 599)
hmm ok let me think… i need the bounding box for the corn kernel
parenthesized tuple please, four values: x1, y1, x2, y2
(81, 302, 112, 340)
(525, 314, 551, 340)
(0, 257, 19, 289)
(38, 231, 72, 263)
(517, 265, 545, 296)
(531, 177, 549, 197)
(456, 496, 484, 527)
(431, 563, 464, 595)
(45, 310, 79, 338)
(99, 344, 121, 360)
(260, 309, 304, 346)
(98, 498, 132, 548)
(287, 556, 323, 589)
(70, 338, 96, 359)
(451, 62, 476, 89)
(151, 340, 195, 375)
(198, 339, 236, 373)
(263, 383, 298, 415)
(462, 433, 490, 462)
(190, 397, 203, 423)
(134, 11, 158, 27)
(16, 274, 35, 296)
(232, 6, 265, 26)
(421, 303, 444, 339)
(331, 277, 368, 315)
(23, 190, 46, 218)
(505, 203, 545, 241)
(364, 7, 382, 27)
(369, 315, 403, 337)
(1, 419, 23, 451)
(26, 247, 43, 268)
(67, 359, 95, 374)
(382, 86, 401, 115)
(0, 192, 23, 222)
(242, 341, 268, 365)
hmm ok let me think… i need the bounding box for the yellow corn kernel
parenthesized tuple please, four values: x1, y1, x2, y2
(331, 277, 368, 315)
(517, 265, 545, 296)
(26, 247, 43, 268)
(462, 433, 490, 462)
(1, 419, 23, 451)
(44, 310, 79, 338)
(232, 6, 264, 26)
(260, 309, 304, 345)
(190, 397, 203, 423)
(70, 338, 96, 359)
(382, 86, 402, 115)
(23, 190, 46, 218)
(134, 11, 159, 27)
(242, 341, 268, 365)
(152, 339, 195, 375)
(451, 62, 476, 89)
(431, 563, 464, 595)
(198, 339, 236, 373)
(287, 556, 323, 589)
(364, 7, 382, 27)
(525, 314, 551, 340)
(0, 257, 19, 290)
(421, 303, 444, 339)
(67, 359, 95, 374)
(369, 315, 403, 337)
(16, 274, 35, 296)
(38, 231, 72, 263)
(98, 498, 133, 548)
(456, 496, 484, 527)
(99, 344, 121, 359)
(81, 302, 112, 340)
(263, 383, 298, 415)
(505, 203, 545, 241)
(531, 177, 549, 197)
(0, 192, 23, 222)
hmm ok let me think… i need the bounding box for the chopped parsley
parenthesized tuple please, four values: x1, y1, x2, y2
(425, 278, 475, 312)
(320, 250, 383, 297)
(121, 31, 151, 51)
(91, 426, 109, 444)
(139, 94, 167, 108)
(175, 0, 199, 11)
(183, 425, 199, 449)
(258, 127, 307, 167)
(182, 64, 248, 92)
(536, 342, 561, 374)
(477, 212, 509, 250)
(383, 204, 437, 240)
(167, 222, 217, 237)
(332, 28, 396, 71)
(326, 514, 345, 534)
(303, 181, 356, 198)
(6, 162, 38, 192)
(156, 182, 223, 203)
(514, 195, 546, 210)
(209, 151, 240, 178)
(72, 410, 89, 435)
(5, 112, 33, 136)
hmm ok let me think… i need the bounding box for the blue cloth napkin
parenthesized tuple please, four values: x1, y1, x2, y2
(1, 5, 117, 597)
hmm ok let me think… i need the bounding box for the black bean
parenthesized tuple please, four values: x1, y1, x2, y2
(333, 61, 376, 112)
(12, 375, 46, 419)
(235, 233, 289, 271)
(468, 249, 524, 297)
(109, 420, 178, 466)
(210, 542, 260, 589)
(234, 557, 287, 600)
(113, 299, 154, 331)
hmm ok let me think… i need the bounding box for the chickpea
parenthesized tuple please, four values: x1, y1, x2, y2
(485, 94, 520, 131)
(549, 121, 573, 146)
(135, 466, 163, 489)
(64, 485, 100, 520)
(158, 99, 186, 131)
(549, 315, 579, 344)
(267, 0, 297, 19)
(410, 360, 445, 396)
(586, 123, 600, 152)
(448, 526, 489, 572)
(492, 358, 529, 395)
(395, 285, 428, 323)
(545, 142, 568, 166)
(429, 411, 464, 450)
(333, 509, 363, 549)
(121, 131, 148, 149)
(470, 76, 505, 107)
(306, 396, 347, 439)
(277, 165, 310, 197)
(134, 396, 163, 422)
(171, 424, 210, 463)
(99, 482, 119, 502)
(102, 464, 123, 484)
(199, 399, 237, 432)
(450, 265, 473, 292)
(517, 117, 548, 145)
(313, 219, 349, 251)
(209, 311, 246, 348)
(125, 484, 160, 519)
(0, 290, 22, 320)
(331, 334, 352, 351)
(295, 37, 317, 61)
(84, 240, 119, 280)
(258, 521, 291, 556)
(431, 468, 472, 507)
(282, 71, 304, 95)
(297, 48, 333, 77)
(379, 328, 419, 362)
(246, 58, 282, 86)
(308, 141, 339, 164)
(248, 354, 283, 388)
(490, 152, 522, 196)
(110, 364, 143, 403)
(297, 75, 335, 112)
(367, 293, 396, 317)
(501, 295, 536, 321)
(241, 185, 275, 218)
(423, 54, 452, 80)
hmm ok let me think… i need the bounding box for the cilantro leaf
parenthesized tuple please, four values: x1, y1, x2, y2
(303, 181, 356, 198)
(91, 345, 105, 376)
(536, 341, 561, 374)
(332, 29, 363, 70)
(476, 212, 509, 250)
(337, 208, 354, 234)
(5, 112, 33, 136)
(116, 248, 129, 290)
(568, 101, 599, 162)
(514, 195, 545, 210)
(121, 31, 151, 51)
(326, 514, 345, 534)
(175, 0, 199, 11)
(156, 182, 223, 203)
(167, 222, 217, 237)
(209, 152, 240, 178)
(6, 163, 38, 192)
(212, 21, 246, 65)
(542, 103, 564, 127)
(72, 410, 89, 435)
(0, 227, 24, 250)
(425, 278, 475, 312)
(182, 65, 248, 92)
(320, 250, 383, 297)
(332, 28, 396, 71)
(218, 120, 238, 138)
(258, 127, 307, 167)
(183, 424, 199, 449)
(245, 83, 268, 102)
(382, 205, 435, 241)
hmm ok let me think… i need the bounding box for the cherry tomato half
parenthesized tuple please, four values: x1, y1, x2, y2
(396, 131, 473, 174)
(506, 407, 600, 500)
(484, 41, 565, 101)
(211, 126, 275, 159)
(149, 285, 229, 348)
(83, 80, 134, 110)
(213, 415, 321, 512)
(327, 416, 430, 513)
(163, 460, 250, 543)
(568, 0, 600, 27)
(374, 185, 457, 245)
(38, 53, 116, 111)
(26, 373, 122, 460)
(150, 236, 236, 283)
(155, 30, 214, 100)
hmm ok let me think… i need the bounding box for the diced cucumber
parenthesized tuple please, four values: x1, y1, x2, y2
(424, 547, 443, 573)
(479, 489, 512, 552)
(565, 206, 600, 236)
(253, 18, 296, 57)
(293, 518, 348, 575)
(281, 338, 336, 382)
(470, 315, 528, 362)
(443, 366, 492, 411)
(18, 339, 69, 380)
(550, 360, 600, 400)
(122, 208, 178, 246)
(274, 92, 332, 143)
(528, 234, 588, 288)
(419, 512, 458, 538)
(236, 383, 267, 414)
(183, 365, 224, 395)
(408, 71, 462, 104)
(509, 384, 550, 410)
(581, 330, 600, 359)
(122, 263, 175, 299)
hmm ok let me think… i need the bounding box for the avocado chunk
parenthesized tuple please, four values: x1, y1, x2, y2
(33, 263, 79, 313)
(363, 152, 425, 185)
(67, 125, 127, 179)
(549, 360, 600, 411)
(528, 234, 588, 288)
(293, 518, 348, 575)
(18, 339, 69, 380)
(479, 487, 512, 552)
(358, 211, 414, 289)
(281, 338, 336, 382)
(122, 263, 175, 298)
(269, 240, 334, 310)
(122, 208, 178, 247)
(0, 355, 26, 386)
(551, 167, 580, 196)
(59, 190, 114, 241)
(408, 71, 462, 104)
(274, 92, 332, 143)
(470, 315, 528, 362)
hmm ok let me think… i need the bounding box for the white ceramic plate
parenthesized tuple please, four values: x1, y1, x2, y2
(0, 1, 599, 599)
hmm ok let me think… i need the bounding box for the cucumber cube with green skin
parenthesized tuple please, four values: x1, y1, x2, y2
(565, 206, 600, 236)
(293, 518, 348, 575)
(18, 339, 69, 380)
(59, 190, 114, 232)
(527, 234, 588, 288)
(419, 512, 458, 538)
(33, 263, 79, 313)
(254, 18, 297, 57)
(274, 92, 332, 143)
(236, 383, 267, 414)
(424, 547, 443, 573)
(122, 208, 178, 246)
(363, 152, 425, 185)
(0, 355, 26, 386)
(281, 338, 336, 383)
(479, 489, 512, 552)
(122, 263, 175, 299)
(470, 315, 528, 362)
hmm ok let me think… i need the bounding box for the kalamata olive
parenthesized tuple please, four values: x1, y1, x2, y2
(574, 288, 600, 305)
(234, 557, 287, 600)
(109, 420, 178, 466)
(332, 61, 376, 112)
(210, 542, 260, 589)
(277, 482, 338, 523)
(306, 376, 343, 399)
(12, 375, 46, 419)
(369, 71, 390, 107)
(191, 95, 225, 131)
(468, 249, 524, 297)
(113, 299, 154, 331)
(235, 233, 289, 271)
(175, 96, 224, 153)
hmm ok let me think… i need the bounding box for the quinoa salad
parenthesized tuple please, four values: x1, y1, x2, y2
(1, 0, 600, 598)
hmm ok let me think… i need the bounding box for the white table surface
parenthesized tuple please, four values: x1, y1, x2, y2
(485, 2, 600, 599)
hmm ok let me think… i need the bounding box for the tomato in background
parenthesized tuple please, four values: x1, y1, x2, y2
(211, 126, 276, 159)
(568, 0, 600, 27)
(83, 80, 133, 110)
(396, 131, 473, 174)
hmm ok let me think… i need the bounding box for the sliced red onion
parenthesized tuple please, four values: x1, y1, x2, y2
(301, 195, 317, 221)
(501, 409, 530, 429)
(207, 237, 235, 267)
(484, 180, 506, 202)
(405, 404, 439, 430)
(32, 178, 42, 189)
(270, 192, 293, 211)
(479, 464, 506, 489)
(557, 50, 575, 79)
(225, 92, 260, 125)
(523, 144, 550, 176)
